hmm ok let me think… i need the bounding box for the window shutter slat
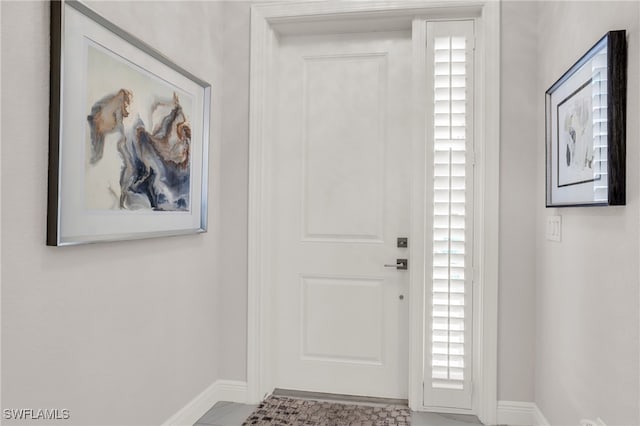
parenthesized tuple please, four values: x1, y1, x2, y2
(427, 21, 474, 404)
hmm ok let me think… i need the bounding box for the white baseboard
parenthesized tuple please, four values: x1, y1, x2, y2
(497, 401, 537, 425)
(163, 380, 248, 426)
(166, 391, 549, 426)
(214, 380, 249, 404)
(497, 401, 550, 426)
(533, 403, 550, 426)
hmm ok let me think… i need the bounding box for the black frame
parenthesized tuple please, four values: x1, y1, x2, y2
(48, 1, 63, 246)
(545, 30, 627, 207)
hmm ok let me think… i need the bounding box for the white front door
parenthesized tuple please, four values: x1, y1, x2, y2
(270, 30, 412, 399)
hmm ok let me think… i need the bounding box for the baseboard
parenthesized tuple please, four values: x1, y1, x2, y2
(214, 380, 249, 404)
(497, 401, 550, 426)
(165, 389, 551, 426)
(163, 380, 248, 426)
(497, 401, 536, 425)
(533, 403, 551, 426)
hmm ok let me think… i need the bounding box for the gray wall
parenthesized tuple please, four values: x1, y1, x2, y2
(498, 0, 538, 403)
(3, 1, 639, 424)
(535, 2, 640, 425)
(218, 0, 253, 382)
(1, 1, 224, 425)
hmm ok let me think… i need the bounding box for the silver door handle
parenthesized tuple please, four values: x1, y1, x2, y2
(384, 259, 408, 270)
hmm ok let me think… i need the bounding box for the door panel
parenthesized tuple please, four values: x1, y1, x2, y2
(301, 275, 384, 364)
(303, 53, 385, 241)
(271, 31, 411, 399)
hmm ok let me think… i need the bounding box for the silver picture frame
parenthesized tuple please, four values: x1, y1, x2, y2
(48, 0, 211, 245)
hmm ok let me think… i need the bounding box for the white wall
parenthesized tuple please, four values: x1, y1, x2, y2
(218, 0, 253, 382)
(535, 2, 640, 425)
(1, 1, 224, 424)
(499, 0, 538, 403)
(4, 2, 638, 423)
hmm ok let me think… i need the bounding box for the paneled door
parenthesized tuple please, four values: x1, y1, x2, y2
(270, 30, 412, 399)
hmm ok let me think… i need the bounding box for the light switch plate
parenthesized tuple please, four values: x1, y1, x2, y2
(546, 215, 561, 242)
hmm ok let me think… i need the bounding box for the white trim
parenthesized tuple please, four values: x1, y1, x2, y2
(247, 4, 270, 405)
(247, 2, 500, 423)
(497, 401, 537, 426)
(408, 16, 428, 412)
(496, 401, 551, 426)
(213, 380, 250, 404)
(533, 403, 551, 426)
(162, 380, 248, 426)
(473, 2, 501, 424)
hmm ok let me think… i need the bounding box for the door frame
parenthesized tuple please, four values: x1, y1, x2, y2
(246, 1, 501, 424)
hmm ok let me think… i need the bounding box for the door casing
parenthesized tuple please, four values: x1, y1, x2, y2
(246, 1, 501, 424)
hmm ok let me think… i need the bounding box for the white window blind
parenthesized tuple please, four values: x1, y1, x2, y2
(592, 49, 608, 202)
(425, 20, 474, 410)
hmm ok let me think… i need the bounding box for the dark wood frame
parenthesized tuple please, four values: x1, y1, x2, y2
(48, 1, 63, 245)
(545, 30, 627, 207)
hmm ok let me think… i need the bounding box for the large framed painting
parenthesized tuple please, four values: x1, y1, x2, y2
(546, 30, 627, 207)
(48, 1, 211, 245)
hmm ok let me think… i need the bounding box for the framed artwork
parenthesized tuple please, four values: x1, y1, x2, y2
(545, 30, 626, 207)
(48, 1, 211, 245)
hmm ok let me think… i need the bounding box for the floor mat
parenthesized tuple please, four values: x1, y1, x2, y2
(242, 395, 411, 426)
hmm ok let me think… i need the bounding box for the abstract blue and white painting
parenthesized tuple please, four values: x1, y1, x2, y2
(85, 43, 193, 212)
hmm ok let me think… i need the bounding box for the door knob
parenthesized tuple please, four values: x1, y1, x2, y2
(384, 259, 408, 270)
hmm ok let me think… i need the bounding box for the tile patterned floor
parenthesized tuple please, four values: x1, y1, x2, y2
(194, 401, 483, 426)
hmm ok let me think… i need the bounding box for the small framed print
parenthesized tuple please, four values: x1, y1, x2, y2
(48, 1, 211, 245)
(545, 30, 627, 207)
